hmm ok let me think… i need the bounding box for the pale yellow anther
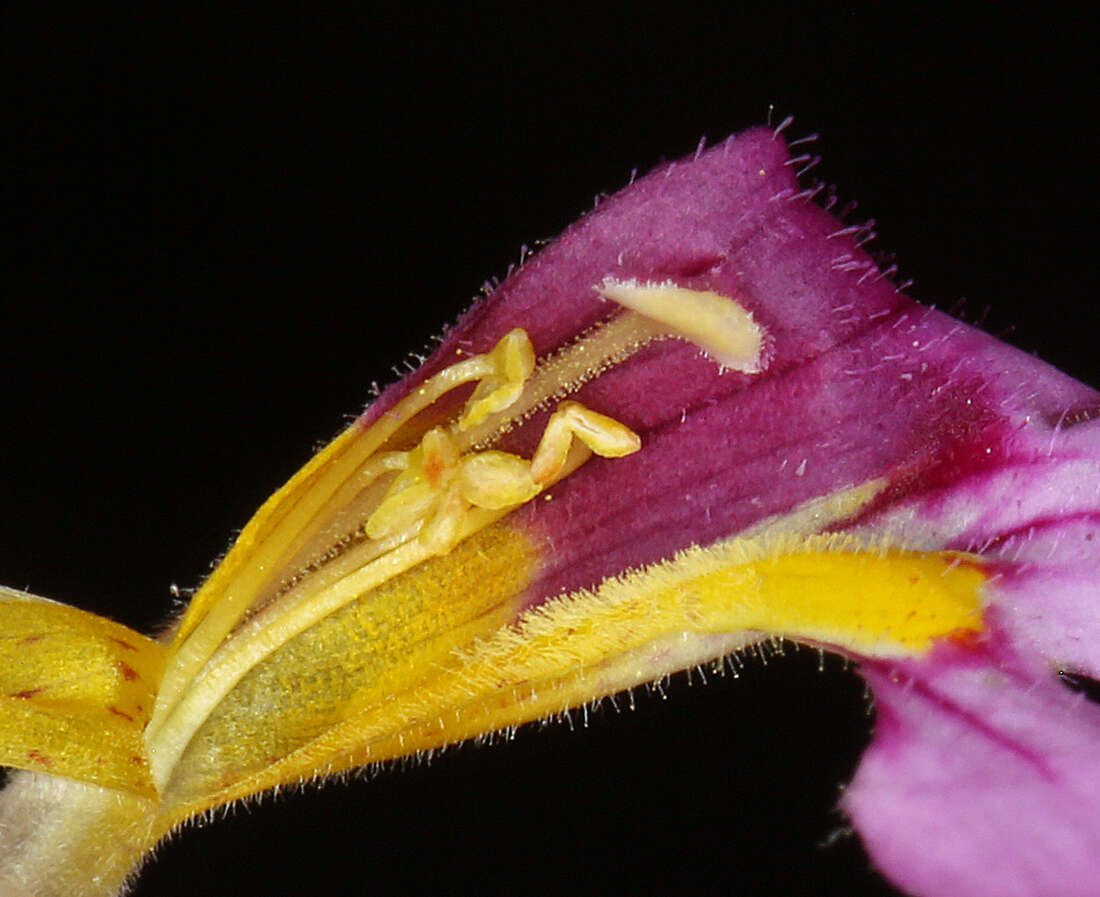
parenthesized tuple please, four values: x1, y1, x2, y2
(417, 487, 468, 556)
(364, 428, 461, 541)
(365, 427, 542, 556)
(530, 401, 642, 485)
(458, 329, 537, 430)
(557, 401, 642, 457)
(419, 428, 460, 487)
(364, 479, 438, 541)
(598, 278, 766, 373)
(365, 398, 639, 555)
(458, 451, 540, 509)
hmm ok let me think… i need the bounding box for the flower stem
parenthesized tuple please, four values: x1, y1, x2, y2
(0, 770, 156, 897)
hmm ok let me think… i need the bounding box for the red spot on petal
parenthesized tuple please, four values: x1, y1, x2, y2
(946, 627, 984, 652)
(19, 634, 46, 645)
(108, 637, 137, 651)
(27, 749, 54, 768)
(948, 556, 987, 575)
(108, 705, 135, 722)
(115, 661, 140, 681)
(10, 687, 46, 699)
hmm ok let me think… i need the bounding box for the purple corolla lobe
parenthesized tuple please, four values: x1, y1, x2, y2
(336, 128, 1100, 895)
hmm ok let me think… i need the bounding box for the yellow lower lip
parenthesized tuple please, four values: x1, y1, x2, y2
(0, 475, 985, 843)
(0, 487, 986, 893)
(153, 523, 984, 836)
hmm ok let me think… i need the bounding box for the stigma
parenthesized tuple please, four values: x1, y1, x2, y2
(598, 278, 767, 372)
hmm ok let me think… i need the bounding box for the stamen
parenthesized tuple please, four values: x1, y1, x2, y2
(456, 313, 669, 450)
(368, 401, 639, 554)
(149, 315, 650, 788)
(530, 401, 642, 484)
(458, 451, 539, 509)
(150, 328, 539, 750)
(598, 278, 767, 372)
(458, 329, 536, 430)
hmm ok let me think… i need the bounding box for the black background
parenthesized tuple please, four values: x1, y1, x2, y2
(1, 6, 1094, 896)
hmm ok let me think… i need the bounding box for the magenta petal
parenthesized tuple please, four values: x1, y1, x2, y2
(844, 425, 1100, 896)
(356, 128, 1100, 896)
(846, 636, 1100, 897)
(368, 130, 1065, 602)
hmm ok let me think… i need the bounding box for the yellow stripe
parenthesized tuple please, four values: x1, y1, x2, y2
(152, 529, 983, 832)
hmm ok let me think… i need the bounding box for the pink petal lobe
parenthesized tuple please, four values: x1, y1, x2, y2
(846, 634, 1100, 897)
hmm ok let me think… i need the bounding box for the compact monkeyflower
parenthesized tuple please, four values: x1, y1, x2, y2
(1, 126, 1098, 897)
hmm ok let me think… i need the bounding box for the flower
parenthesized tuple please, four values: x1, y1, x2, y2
(2, 126, 1098, 897)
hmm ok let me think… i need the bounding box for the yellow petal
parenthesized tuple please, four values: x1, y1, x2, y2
(0, 587, 164, 796)
(155, 522, 533, 831)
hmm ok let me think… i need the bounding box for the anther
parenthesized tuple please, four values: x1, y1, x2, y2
(458, 329, 536, 430)
(458, 451, 539, 509)
(530, 401, 641, 485)
(364, 428, 461, 541)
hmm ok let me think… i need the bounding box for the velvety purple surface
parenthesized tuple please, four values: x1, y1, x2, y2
(360, 129, 1100, 897)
